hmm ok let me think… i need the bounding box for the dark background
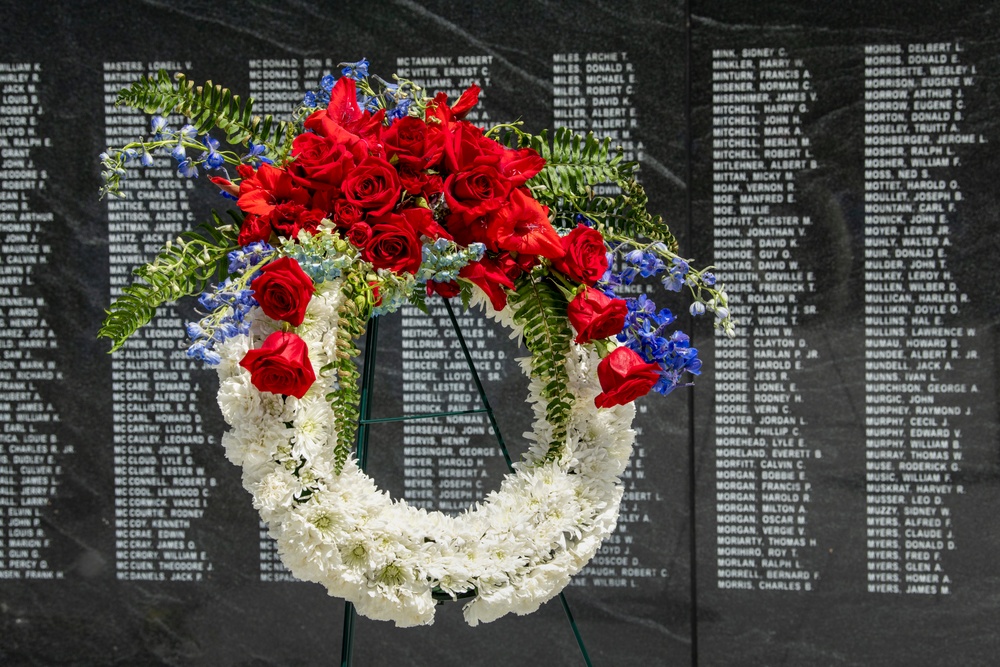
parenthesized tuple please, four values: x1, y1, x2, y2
(0, 1, 997, 665)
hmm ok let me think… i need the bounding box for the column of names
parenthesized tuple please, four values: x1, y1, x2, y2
(105, 60, 216, 582)
(0, 62, 70, 580)
(863, 42, 979, 595)
(711, 47, 821, 592)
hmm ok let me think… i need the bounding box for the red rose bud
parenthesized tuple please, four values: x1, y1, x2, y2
(362, 213, 423, 274)
(250, 256, 315, 326)
(345, 221, 373, 248)
(342, 156, 401, 216)
(594, 347, 661, 409)
(567, 287, 628, 344)
(552, 225, 609, 286)
(239, 331, 316, 399)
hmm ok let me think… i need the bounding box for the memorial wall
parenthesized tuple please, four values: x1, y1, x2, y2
(0, 1, 997, 665)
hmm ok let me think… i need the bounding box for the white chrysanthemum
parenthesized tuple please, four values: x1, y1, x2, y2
(252, 468, 299, 520)
(290, 395, 332, 460)
(216, 284, 638, 628)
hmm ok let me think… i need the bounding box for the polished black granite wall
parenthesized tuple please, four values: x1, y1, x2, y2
(0, 1, 996, 665)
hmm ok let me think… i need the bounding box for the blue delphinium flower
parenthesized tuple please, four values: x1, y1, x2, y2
(662, 257, 689, 292)
(228, 241, 275, 274)
(150, 115, 168, 137)
(340, 58, 370, 81)
(614, 293, 701, 396)
(186, 279, 259, 366)
(386, 98, 412, 123)
(243, 141, 272, 167)
(201, 136, 225, 169)
(176, 158, 198, 178)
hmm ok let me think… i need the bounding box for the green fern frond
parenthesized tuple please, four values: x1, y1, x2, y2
(508, 273, 575, 461)
(328, 272, 373, 474)
(497, 126, 678, 253)
(99, 212, 241, 352)
(116, 70, 295, 159)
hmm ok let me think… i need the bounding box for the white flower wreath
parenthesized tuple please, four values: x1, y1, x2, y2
(215, 281, 637, 627)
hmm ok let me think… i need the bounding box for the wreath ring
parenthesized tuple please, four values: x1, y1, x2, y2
(214, 283, 637, 627)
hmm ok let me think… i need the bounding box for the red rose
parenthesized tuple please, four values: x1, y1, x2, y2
(331, 199, 365, 229)
(551, 225, 609, 286)
(250, 257, 315, 326)
(443, 164, 511, 222)
(240, 331, 316, 399)
(362, 213, 423, 273)
(567, 287, 627, 344)
(384, 116, 444, 167)
(345, 221, 373, 248)
(594, 347, 661, 409)
(458, 256, 515, 311)
(443, 120, 502, 173)
(342, 156, 402, 216)
(485, 188, 565, 260)
(396, 155, 444, 198)
(288, 132, 360, 191)
(264, 202, 324, 239)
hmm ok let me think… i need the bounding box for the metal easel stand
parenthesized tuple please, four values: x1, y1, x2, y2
(339, 298, 594, 667)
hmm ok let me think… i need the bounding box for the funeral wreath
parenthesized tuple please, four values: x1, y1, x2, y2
(98, 59, 734, 626)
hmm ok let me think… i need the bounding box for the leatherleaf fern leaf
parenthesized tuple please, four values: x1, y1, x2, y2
(508, 272, 575, 462)
(99, 212, 240, 352)
(116, 70, 295, 160)
(497, 126, 678, 253)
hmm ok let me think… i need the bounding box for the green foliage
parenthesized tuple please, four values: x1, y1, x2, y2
(498, 126, 679, 253)
(99, 212, 241, 352)
(116, 70, 296, 160)
(508, 272, 575, 461)
(328, 271, 375, 474)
